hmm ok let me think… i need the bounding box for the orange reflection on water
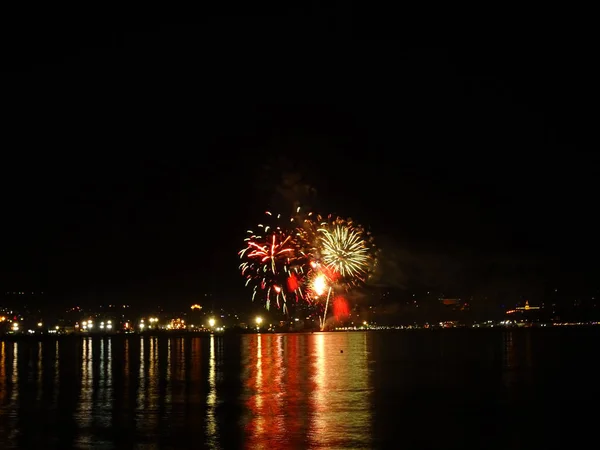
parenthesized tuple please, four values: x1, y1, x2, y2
(190, 337, 202, 404)
(283, 334, 310, 441)
(0, 342, 6, 404)
(242, 333, 372, 448)
(243, 333, 310, 449)
(172, 338, 187, 403)
(244, 334, 272, 448)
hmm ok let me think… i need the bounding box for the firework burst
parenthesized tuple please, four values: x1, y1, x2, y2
(239, 211, 308, 312)
(239, 209, 377, 325)
(318, 218, 374, 281)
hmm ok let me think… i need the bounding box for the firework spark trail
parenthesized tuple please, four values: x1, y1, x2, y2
(245, 234, 294, 274)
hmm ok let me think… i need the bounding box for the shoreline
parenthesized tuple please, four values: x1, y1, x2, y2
(2, 325, 599, 342)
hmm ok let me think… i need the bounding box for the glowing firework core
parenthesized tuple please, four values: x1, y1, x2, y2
(312, 274, 328, 297)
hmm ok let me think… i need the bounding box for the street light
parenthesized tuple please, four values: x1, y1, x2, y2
(255, 316, 263, 330)
(208, 318, 216, 328)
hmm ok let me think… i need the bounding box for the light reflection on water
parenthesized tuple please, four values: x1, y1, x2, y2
(1, 334, 372, 449)
(0, 343, 6, 406)
(206, 334, 219, 448)
(53, 340, 59, 405)
(1, 330, 591, 449)
(35, 343, 42, 402)
(9, 342, 18, 444)
(309, 332, 372, 449)
(146, 337, 158, 433)
(75, 338, 94, 446)
(241, 332, 372, 449)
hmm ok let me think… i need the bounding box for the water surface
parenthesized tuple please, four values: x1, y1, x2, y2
(0, 330, 598, 449)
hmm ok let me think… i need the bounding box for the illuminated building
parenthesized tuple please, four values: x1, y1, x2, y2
(506, 300, 541, 315)
(167, 318, 186, 330)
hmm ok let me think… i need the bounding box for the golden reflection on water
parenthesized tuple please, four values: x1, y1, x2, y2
(147, 336, 159, 431)
(206, 333, 219, 447)
(149, 337, 157, 381)
(137, 336, 160, 435)
(147, 337, 158, 422)
(165, 338, 172, 405)
(308, 332, 372, 449)
(77, 338, 93, 431)
(242, 333, 372, 450)
(138, 337, 145, 408)
(98, 338, 112, 411)
(10, 342, 18, 410)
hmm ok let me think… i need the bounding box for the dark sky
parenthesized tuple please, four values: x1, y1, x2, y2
(1, 13, 597, 309)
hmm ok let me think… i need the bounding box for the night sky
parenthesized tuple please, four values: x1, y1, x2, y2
(1, 14, 597, 310)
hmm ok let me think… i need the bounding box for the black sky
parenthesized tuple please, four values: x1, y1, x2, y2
(1, 12, 597, 308)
